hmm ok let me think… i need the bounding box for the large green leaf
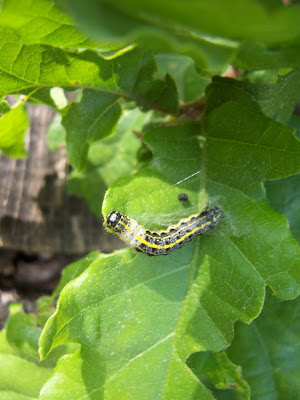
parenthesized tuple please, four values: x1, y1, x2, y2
(58, 0, 300, 72)
(40, 248, 216, 399)
(39, 77, 300, 399)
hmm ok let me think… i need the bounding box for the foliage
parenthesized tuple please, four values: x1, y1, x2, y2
(0, 0, 299, 399)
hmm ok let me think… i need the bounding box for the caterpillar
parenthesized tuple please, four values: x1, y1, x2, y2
(105, 207, 222, 256)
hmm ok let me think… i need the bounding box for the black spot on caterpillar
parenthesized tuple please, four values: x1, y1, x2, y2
(105, 208, 222, 256)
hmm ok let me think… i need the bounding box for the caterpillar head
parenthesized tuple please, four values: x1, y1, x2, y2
(106, 211, 122, 229)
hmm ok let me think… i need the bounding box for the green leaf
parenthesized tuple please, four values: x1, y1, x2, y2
(155, 54, 210, 103)
(53, 251, 104, 296)
(0, 98, 11, 115)
(288, 114, 300, 137)
(39, 78, 300, 399)
(35, 296, 57, 328)
(97, 0, 300, 45)
(0, 0, 96, 48)
(265, 174, 300, 244)
(0, 347, 51, 399)
(264, 114, 300, 244)
(0, 28, 177, 112)
(226, 289, 300, 400)
(0, 26, 178, 167)
(67, 107, 153, 214)
(62, 90, 122, 169)
(0, 315, 52, 399)
(59, 0, 300, 72)
(47, 113, 66, 151)
(189, 105, 300, 400)
(187, 351, 250, 399)
(6, 312, 41, 363)
(39, 249, 215, 399)
(239, 74, 300, 246)
(226, 69, 300, 124)
(0, 104, 29, 158)
(0, 302, 78, 399)
(5, 308, 76, 367)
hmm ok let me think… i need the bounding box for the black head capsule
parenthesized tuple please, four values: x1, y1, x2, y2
(106, 211, 122, 229)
